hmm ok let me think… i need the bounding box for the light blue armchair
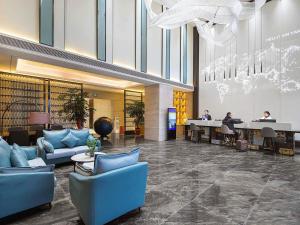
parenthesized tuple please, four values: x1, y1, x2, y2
(0, 171, 54, 218)
(69, 162, 148, 225)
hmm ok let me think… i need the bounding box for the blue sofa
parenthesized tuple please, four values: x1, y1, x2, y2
(37, 129, 101, 165)
(69, 162, 148, 225)
(0, 139, 55, 219)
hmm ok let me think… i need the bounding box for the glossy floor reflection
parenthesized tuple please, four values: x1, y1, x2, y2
(2, 137, 300, 225)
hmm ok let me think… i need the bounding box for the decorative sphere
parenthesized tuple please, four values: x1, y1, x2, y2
(94, 117, 113, 137)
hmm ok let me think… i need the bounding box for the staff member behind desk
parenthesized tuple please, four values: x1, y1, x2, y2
(200, 110, 212, 120)
(261, 111, 272, 120)
(222, 112, 243, 139)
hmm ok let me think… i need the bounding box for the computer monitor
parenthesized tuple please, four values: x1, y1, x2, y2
(259, 119, 276, 123)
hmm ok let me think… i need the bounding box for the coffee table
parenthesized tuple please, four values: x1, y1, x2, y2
(71, 152, 106, 171)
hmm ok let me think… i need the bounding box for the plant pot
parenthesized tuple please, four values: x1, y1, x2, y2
(76, 120, 83, 129)
(135, 127, 141, 135)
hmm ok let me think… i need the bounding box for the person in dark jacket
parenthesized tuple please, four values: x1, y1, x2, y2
(222, 112, 242, 139)
(201, 110, 212, 120)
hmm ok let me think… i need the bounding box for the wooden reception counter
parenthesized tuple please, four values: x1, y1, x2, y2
(185, 120, 300, 152)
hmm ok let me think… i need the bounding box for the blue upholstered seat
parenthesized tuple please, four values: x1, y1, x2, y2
(0, 141, 54, 219)
(69, 162, 148, 225)
(46, 148, 76, 160)
(37, 129, 101, 165)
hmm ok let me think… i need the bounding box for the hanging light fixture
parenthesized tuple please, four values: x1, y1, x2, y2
(144, 0, 267, 45)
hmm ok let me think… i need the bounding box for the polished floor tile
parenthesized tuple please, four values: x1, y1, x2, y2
(2, 138, 300, 225)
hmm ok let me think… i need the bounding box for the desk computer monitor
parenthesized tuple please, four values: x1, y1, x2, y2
(259, 119, 276, 123)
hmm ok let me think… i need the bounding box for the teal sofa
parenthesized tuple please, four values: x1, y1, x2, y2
(37, 129, 101, 165)
(69, 162, 148, 225)
(0, 138, 55, 219)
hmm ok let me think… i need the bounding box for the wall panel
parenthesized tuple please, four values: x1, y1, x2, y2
(65, 0, 97, 58)
(112, 0, 136, 70)
(53, 0, 65, 49)
(0, 0, 39, 42)
(198, 0, 300, 138)
(170, 28, 181, 82)
(187, 24, 193, 85)
(147, 2, 162, 76)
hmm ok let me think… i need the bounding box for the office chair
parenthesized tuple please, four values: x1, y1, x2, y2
(261, 127, 277, 154)
(190, 123, 204, 143)
(221, 124, 235, 147)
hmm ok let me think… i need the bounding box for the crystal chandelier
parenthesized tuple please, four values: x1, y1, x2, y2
(144, 0, 267, 45)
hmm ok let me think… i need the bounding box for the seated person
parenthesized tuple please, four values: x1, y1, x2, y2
(222, 112, 243, 139)
(261, 111, 272, 120)
(201, 110, 212, 120)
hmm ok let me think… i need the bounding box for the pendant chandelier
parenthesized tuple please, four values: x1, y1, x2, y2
(144, 0, 267, 46)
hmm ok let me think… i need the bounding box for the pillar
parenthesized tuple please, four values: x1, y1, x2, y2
(144, 84, 173, 141)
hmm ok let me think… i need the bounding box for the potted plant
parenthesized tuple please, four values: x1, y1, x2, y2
(86, 139, 97, 157)
(58, 89, 92, 129)
(126, 101, 144, 135)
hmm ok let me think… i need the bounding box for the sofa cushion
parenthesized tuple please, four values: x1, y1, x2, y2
(62, 132, 79, 148)
(42, 138, 55, 153)
(28, 157, 47, 167)
(69, 129, 89, 146)
(10, 147, 30, 167)
(13, 144, 37, 160)
(94, 148, 140, 174)
(72, 145, 89, 155)
(0, 164, 54, 174)
(46, 148, 76, 160)
(0, 137, 12, 167)
(43, 129, 69, 149)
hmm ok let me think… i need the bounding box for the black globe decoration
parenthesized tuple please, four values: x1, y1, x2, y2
(94, 117, 113, 140)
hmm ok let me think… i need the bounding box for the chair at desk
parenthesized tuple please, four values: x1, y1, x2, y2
(190, 123, 204, 143)
(221, 124, 235, 147)
(7, 127, 30, 146)
(261, 127, 277, 154)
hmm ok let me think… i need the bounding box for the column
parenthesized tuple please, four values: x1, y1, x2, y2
(144, 84, 173, 141)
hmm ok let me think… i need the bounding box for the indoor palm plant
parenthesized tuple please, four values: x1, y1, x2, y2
(58, 89, 92, 129)
(126, 101, 144, 135)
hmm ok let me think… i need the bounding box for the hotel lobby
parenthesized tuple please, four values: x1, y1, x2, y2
(0, 0, 300, 224)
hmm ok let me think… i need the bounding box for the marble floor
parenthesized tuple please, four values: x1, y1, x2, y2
(2, 137, 300, 225)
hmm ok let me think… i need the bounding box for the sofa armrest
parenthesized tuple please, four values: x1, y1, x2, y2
(0, 172, 55, 218)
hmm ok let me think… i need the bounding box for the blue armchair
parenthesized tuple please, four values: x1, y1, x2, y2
(0, 171, 54, 218)
(69, 162, 148, 225)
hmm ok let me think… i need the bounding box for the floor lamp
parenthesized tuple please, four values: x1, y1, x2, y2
(0, 100, 26, 136)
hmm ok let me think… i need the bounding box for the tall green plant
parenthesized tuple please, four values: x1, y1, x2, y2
(126, 101, 145, 128)
(58, 89, 92, 128)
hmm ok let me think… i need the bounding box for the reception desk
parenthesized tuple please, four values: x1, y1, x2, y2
(185, 120, 300, 152)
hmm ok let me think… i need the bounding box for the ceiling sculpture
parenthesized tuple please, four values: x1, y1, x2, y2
(144, 0, 267, 45)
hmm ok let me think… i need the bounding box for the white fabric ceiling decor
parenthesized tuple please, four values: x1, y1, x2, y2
(144, 0, 267, 45)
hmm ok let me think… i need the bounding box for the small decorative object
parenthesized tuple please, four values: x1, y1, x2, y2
(94, 117, 113, 139)
(86, 139, 97, 157)
(58, 89, 94, 129)
(126, 101, 144, 135)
